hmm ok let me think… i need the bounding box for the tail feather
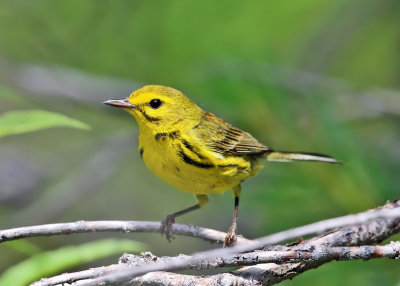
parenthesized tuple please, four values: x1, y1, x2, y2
(265, 151, 341, 164)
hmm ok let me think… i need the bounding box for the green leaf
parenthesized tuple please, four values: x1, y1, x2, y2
(0, 239, 146, 286)
(0, 110, 90, 137)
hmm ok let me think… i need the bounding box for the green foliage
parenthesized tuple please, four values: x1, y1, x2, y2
(0, 110, 90, 137)
(0, 1, 398, 285)
(0, 239, 146, 286)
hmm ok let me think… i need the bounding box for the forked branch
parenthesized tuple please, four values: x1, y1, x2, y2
(25, 199, 400, 285)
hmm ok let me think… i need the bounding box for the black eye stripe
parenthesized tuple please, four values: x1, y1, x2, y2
(149, 99, 162, 109)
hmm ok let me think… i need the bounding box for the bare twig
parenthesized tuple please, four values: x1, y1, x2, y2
(119, 242, 400, 270)
(40, 268, 256, 286)
(31, 242, 400, 286)
(0, 220, 252, 245)
(3, 202, 399, 246)
(234, 199, 400, 285)
(30, 199, 400, 286)
(65, 200, 400, 285)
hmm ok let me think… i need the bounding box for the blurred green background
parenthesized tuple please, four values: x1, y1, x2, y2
(0, 0, 399, 285)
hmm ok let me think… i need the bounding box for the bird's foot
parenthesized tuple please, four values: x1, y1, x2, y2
(160, 214, 175, 242)
(223, 223, 237, 247)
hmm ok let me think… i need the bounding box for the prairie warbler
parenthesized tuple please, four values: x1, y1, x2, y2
(104, 85, 340, 246)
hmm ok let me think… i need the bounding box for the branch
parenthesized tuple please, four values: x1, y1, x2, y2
(120, 242, 400, 269)
(3, 201, 399, 246)
(30, 199, 400, 286)
(31, 242, 400, 286)
(69, 200, 400, 285)
(0, 220, 251, 245)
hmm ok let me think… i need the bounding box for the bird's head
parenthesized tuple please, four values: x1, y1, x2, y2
(104, 85, 203, 132)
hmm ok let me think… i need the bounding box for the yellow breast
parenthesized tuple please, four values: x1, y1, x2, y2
(138, 127, 261, 195)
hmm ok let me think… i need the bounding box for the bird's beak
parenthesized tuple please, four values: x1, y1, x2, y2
(103, 99, 136, 109)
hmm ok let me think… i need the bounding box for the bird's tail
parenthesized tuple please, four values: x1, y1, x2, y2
(265, 151, 341, 164)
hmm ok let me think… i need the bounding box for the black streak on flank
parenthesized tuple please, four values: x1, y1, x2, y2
(217, 164, 247, 170)
(181, 139, 204, 159)
(217, 163, 239, 168)
(178, 146, 213, 169)
(139, 147, 144, 158)
(182, 139, 194, 151)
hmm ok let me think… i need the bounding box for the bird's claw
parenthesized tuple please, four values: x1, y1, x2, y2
(223, 223, 237, 247)
(160, 215, 175, 242)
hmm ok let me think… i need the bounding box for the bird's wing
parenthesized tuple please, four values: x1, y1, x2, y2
(199, 112, 270, 156)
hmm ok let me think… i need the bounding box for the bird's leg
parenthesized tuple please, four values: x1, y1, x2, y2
(161, 194, 208, 242)
(224, 184, 241, 247)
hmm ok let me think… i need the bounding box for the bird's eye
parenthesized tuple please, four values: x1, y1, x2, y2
(149, 99, 162, 109)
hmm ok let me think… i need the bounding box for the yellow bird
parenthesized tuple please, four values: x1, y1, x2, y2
(104, 85, 340, 246)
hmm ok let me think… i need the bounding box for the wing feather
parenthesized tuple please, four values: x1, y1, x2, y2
(196, 112, 269, 156)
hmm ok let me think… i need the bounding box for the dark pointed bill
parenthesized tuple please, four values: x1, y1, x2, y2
(103, 99, 136, 109)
